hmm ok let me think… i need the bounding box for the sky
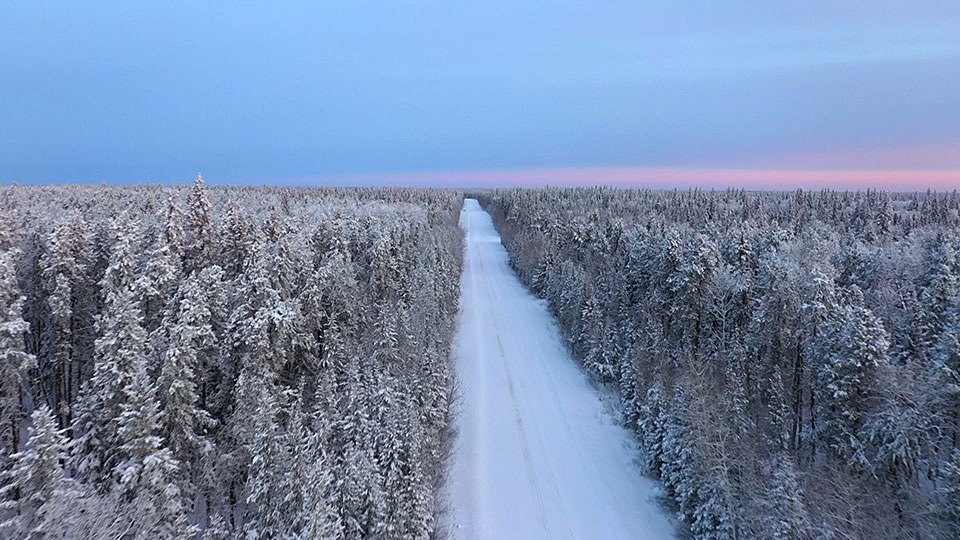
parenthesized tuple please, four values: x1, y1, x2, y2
(2, 1, 959, 190)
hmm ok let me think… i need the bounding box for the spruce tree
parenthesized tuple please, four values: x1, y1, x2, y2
(40, 216, 94, 429)
(936, 450, 960, 537)
(158, 266, 224, 478)
(185, 173, 214, 274)
(115, 356, 193, 538)
(71, 217, 149, 483)
(0, 406, 68, 538)
(137, 195, 184, 336)
(0, 247, 35, 457)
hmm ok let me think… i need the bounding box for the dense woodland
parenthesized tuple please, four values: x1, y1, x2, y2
(6, 181, 960, 539)
(481, 187, 960, 540)
(0, 179, 463, 539)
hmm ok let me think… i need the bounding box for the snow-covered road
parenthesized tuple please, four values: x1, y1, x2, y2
(445, 199, 676, 540)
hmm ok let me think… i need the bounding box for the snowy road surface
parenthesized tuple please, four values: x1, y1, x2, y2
(445, 199, 676, 540)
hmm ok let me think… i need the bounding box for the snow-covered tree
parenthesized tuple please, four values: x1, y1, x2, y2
(910, 241, 959, 363)
(936, 450, 960, 538)
(71, 217, 149, 484)
(158, 266, 224, 478)
(241, 390, 287, 539)
(185, 173, 214, 274)
(813, 289, 890, 467)
(0, 406, 68, 538)
(39, 216, 94, 429)
(0, 247, 35, 456)
(137, 196, 184, 336)
(221, 200, 252, 279)
(755, 454, 811, 540)
(115, 356, 194, 538)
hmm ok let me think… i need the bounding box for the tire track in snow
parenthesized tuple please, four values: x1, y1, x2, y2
(464, 211, 491, 537)
(512, 298, 623, 535)
(476, 241, 552, 538)
(485, 268, 577, 539)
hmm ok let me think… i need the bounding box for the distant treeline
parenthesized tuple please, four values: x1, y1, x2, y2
(0, 180, 463, 539)
(481, 187, 960, 539)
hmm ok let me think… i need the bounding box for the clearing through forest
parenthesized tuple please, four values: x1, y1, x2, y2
(444, 199, 676, 539)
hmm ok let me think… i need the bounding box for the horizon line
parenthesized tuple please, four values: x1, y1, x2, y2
(4, 166, 960, 191)
(272, 166, 960, 191)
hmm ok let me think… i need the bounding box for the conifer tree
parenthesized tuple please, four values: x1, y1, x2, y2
(40, 216, 94, 429)
(0, 406, 68, 538)
(0, 247, 35, 456)
(115, 356, 193, 538)
(185, 173, 214, 274)
(757, 454, 811, 540)
(158, 266, 224, 472)
(241, 378, 290, 540)
(936, 450, 960, 538)
(71, 217, 149, 483)
(221, 200, 252, 279)
(814, 290, 890, 467)
(137, 196, 184, 336)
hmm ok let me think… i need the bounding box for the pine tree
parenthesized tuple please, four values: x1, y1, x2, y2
(876, 192, 895, 235)
(33, 480, 127, 539)
(308, 250, 362, 375)
(69, 217, 147, 482)
(201, 513, 233, 540)
(383, 411, 434, 539)
(913, 242, 959, 362)
(299, 455, 344, 539)
(799, 270, 839, 457)
(229, 241, 289, 382)
(288, 399, 343, 539)
(373, 304, 401, 368)
(337, 367, 388, 539)
(580, 291, 616, 380)
(930, 298, 960, 453)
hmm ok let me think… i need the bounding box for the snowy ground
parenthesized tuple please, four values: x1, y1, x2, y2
(444, 199, 677, 539)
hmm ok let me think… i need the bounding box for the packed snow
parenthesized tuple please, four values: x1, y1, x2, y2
(445, 199, 676, 539)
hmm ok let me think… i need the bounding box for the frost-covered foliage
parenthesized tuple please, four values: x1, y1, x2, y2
(0, 180, 462, 538)
(481, 187, 960, 539)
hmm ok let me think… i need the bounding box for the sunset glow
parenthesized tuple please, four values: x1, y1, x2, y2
(293, 167, 960, 191)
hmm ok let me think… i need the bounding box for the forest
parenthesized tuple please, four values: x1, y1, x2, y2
(0, 178, 463, 539)
(4, 181, 960, 539)
(480, 187, 960, 539)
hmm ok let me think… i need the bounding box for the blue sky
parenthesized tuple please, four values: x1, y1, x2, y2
(2, 2, 959, 187)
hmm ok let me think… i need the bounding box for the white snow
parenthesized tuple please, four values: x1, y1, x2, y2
(445, 199, 677, 540)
